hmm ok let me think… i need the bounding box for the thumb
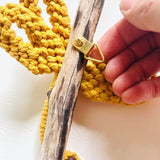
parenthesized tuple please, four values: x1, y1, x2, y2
(120, 0, 160, 32)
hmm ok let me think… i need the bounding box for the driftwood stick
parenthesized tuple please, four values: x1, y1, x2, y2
(41, 0, 104, 159)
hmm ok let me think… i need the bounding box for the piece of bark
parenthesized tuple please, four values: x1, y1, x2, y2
(41, 0, 104, 160)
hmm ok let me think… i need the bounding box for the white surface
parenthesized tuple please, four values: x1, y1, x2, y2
(1, 0, 160, 160)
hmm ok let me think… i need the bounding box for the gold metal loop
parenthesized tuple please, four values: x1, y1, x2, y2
(73, 35, 104, 63)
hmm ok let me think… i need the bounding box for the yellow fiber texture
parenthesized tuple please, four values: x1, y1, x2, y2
(0, 0, 123, 159)
(64, 151, 81, 160)
(0, 0, 70, 74)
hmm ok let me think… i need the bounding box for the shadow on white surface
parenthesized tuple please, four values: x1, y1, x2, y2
(69, 92, 160, 160)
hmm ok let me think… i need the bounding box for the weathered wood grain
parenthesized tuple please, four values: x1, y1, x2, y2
(41, 0, 104, 159)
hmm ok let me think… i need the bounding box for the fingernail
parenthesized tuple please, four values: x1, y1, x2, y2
(120, 0, 139, 11)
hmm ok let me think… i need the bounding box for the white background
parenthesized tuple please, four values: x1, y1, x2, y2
(1, 0, 160, 160)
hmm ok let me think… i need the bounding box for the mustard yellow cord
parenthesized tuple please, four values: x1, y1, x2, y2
(64, 151, 81, 160)
(0, 0, 124, 159)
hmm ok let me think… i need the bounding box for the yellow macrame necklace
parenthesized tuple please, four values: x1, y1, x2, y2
(0, 0, 123, 159)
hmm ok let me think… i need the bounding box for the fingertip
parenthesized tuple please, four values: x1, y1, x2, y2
(105, 55, 128, 83)
(120, 0, 160, 33)
(121, 79, 157, 104)
(112, 76, 126, 96)
(121, 89, 143, 104)
(120, 0, 139, 11)
(104, 61, 117, 83)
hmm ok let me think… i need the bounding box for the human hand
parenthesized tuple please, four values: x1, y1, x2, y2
(92, 0, 160, 104)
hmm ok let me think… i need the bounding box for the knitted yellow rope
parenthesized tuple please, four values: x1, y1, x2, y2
(0, 0, 123, 159)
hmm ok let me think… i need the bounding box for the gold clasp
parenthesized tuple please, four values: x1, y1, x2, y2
(73, 35, 104, 63)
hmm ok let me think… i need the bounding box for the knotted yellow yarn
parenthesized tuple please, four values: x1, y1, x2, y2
(0, 0, 124, 159)
(64, 151, 81, 160)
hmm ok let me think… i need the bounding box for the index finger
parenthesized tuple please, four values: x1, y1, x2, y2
(92, 18, 147, 62)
